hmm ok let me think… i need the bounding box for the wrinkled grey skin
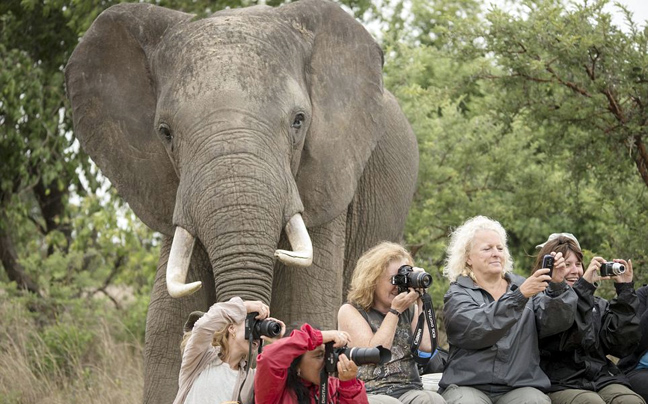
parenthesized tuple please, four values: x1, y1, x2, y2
(65, 1, 418, 402)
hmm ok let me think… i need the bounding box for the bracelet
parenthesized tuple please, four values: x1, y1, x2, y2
(388, 308, 401, 316)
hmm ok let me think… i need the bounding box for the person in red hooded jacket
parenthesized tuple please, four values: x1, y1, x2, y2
(255, 323, 369, 404)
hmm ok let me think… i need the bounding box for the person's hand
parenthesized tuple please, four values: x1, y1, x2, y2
(549, 252, 567, 283)
(244, 300, 270, 319)
(519, 269, 551, 298)
(336, 354, 359, 382)
(614, 258, 633, 284)
(260, 317, 286, 343)
(321, 330, 350, 348)
(391, 290, 419, 314)
(583, 257, 607, 284)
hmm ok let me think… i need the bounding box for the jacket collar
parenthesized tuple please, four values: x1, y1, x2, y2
(457, 272, 524, 289)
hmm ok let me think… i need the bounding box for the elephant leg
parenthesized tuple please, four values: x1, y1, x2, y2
(271, 213, 347, 330)
(143, 236, 215, 404)
(343, 90, 419, 297)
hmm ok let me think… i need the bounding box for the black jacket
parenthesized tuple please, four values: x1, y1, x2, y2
(539, 278, 640, 392)
(439, 273, 577, 394)
(618, 285, 648, 372)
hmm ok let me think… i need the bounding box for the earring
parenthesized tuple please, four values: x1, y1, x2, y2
(297, 368, 301, 377)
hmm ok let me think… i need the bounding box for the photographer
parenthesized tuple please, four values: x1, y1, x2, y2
(535, 233, 644, 404)
(173, 297, 285, 404)
(337, 242, 446, 404)
(439, 216, 577, 404)
(254, 323, 369, 404)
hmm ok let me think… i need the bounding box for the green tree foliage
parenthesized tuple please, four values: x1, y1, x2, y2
(381, 0, 648, 305)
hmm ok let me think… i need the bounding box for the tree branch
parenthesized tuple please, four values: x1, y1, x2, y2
(634, 135, 648, 189)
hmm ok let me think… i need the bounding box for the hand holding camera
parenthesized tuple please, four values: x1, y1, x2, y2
(540, 252, 567, 283)
(583, 256, 632, 284)
(335, 353, 359, 382)
(610, 258, 633, 284)
(321, 330, 351, 348)
(520, 269, 551, 298)
(244, 300, 270, 319)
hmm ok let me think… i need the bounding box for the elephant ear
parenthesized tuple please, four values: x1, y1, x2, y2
(281, 0, 387, 227)
(65, 4, 193, 235)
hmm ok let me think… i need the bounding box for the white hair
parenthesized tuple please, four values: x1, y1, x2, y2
(443, 215, 513, 282)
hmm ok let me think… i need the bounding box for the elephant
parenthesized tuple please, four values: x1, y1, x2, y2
(65, 0, 418, 402)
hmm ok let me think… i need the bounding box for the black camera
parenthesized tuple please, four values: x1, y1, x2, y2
(324, 343, 391, 374)
(244, 312, 282, 340)
(391, 265, 432, 294)
(542, 254, 554, 279)
(600, 262, 626, 277)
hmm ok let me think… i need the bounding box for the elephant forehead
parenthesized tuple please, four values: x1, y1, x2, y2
(156, 16, 308, 83)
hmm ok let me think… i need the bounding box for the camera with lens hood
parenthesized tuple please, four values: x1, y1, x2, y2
(324, 343, 391, 374)
(391, 265, 433, 294)
(244, 312, 282, 340)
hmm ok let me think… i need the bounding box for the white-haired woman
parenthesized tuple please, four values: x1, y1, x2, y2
(438, 216, 577, 404)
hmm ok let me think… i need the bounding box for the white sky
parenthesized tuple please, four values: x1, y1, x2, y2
(485, 0, 648, 29)
(605, 0, 648, 27)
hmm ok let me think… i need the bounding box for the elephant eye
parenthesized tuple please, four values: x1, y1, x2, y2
(158, 124, 173, 142)
(291, 113, 305, 129)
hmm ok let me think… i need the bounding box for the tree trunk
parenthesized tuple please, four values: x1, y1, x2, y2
(34, 177, 72, 254)
(0, 212, 40, 295)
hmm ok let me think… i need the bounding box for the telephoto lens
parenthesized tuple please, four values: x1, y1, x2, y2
(338, 345, 391, 366)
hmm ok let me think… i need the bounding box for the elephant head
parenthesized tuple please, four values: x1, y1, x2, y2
(65, 1, 418, 402)
(66, 0, 385, 301)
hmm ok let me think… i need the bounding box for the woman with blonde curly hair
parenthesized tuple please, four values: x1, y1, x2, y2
(439, 216, 577, 404)
(173, 297, 284, 404)
(338, 242, 445, 404)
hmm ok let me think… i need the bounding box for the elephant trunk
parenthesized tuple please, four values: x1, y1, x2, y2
(166, 198, 312, 298)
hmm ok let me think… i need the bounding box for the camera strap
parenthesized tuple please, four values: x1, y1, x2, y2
(318, 366, 329, 404)
(410, 291, 438, 365)
(236, 337, 260, 404)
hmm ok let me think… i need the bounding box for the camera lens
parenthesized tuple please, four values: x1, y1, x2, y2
(411, 272, 433, 289)
(610, 263, 626, 275)
(600, 262, 626, 277)
(341, 346, 391, 366)
(256, 319, 282, 338)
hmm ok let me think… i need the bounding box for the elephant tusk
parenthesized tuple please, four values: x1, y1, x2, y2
(167, 226, 202, 298)
(275, 213, 313, 267)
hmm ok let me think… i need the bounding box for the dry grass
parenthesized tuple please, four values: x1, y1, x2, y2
(0, 300, 143, 404)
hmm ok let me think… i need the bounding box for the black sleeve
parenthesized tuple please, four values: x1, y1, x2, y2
(600, 282, 641, 358)
(533, 280, 577, 339)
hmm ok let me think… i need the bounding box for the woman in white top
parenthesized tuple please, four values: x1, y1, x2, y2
(173, 296, 285, 404)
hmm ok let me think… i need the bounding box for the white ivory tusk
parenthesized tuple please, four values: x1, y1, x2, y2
(166, 226, 202, 298)
(274, 213, 313, 267)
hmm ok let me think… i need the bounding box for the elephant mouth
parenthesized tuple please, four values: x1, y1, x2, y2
(165, 213, 313, 298)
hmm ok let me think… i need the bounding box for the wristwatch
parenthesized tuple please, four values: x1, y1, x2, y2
(388, 308, 401, 316)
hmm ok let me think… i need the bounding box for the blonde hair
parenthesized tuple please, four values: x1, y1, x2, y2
(347, 242, 413, 311)
(180, 322, 233, 361)
(443, 215, 513, 282)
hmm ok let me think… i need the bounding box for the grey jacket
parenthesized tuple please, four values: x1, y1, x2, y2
(439, 273, 577, 394)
